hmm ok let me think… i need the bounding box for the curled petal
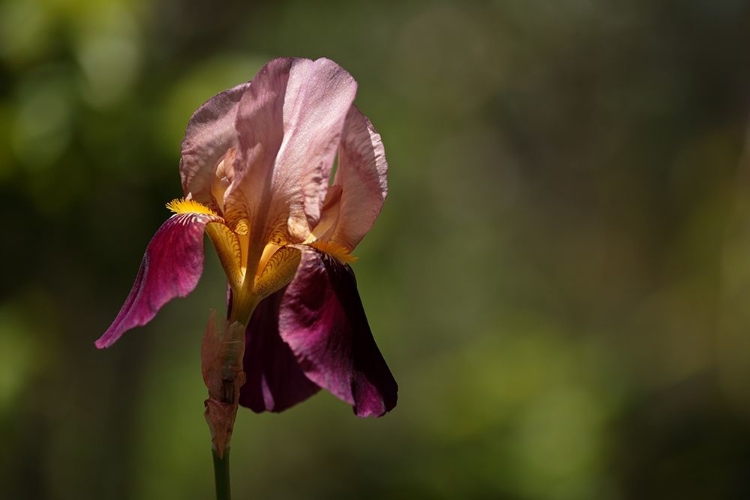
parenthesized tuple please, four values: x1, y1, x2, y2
(226, 58, 358, 252)
(95, 212, 221, 349)
(315, 106, 388, 251)
(239, 290, 320, 413)
(180, 82, 250, 206)
(278, 248, 397, 417)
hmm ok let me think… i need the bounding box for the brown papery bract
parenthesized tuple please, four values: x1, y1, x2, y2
(202, 311, 246, 458)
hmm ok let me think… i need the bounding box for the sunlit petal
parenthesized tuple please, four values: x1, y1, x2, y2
(254, 245, 301, 300)
(95, 210, 221, 349)
(316, 106, 388, 251)
(226, 58, 357, 267)
(205, 221, 243, 290)
(180, 82, 250, 208)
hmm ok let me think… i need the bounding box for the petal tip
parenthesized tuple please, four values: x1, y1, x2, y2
(94, 334, 115, 350)
(353, 377, 398, 418)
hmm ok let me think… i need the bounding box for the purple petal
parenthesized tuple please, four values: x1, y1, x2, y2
(278, 248, 397, 417)
(180, 82, 250, 207)
(226, 57, 358, 245)
(239, 290, 320, 413)
(95, 212, 219, 349)
(318, 106, 388, 251)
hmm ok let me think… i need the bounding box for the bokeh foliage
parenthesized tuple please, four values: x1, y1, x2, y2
(1, 0, 750, 499)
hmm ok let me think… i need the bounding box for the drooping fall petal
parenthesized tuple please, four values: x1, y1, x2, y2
(180, 82, 250, 207)
(226, 58, 358, 250)
(277, 248, 397, 417)
(95, 211, 221, 349)
(239, 290, 320, 413)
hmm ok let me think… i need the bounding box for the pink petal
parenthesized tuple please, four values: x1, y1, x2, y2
(180, 82, 250, 206)
(95, 212, 220, 349)
(227, 57, 357, 245)
(278, 248, 397, 417)
(238, 290, 321, 413)
(316, 106, 388, 251)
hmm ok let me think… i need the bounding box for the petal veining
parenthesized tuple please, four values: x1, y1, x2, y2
(277, 248, 397, 417)
(239, 290, 320, 413)
(95, 210, 221, 349)
(317, 106, 388, 251)
(180, 82, 250, 208)
(225, 58, 358, 273)
(254, 246, 301, 300)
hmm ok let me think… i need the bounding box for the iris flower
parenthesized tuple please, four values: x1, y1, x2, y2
(96, 57, 397, 418)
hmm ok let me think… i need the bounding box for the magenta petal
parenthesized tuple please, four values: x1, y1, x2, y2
(278, 249, 397, 417)
(95, 212, 218, 349)
(238, 290, 320, 413)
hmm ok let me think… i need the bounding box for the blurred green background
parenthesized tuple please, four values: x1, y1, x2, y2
(2, 0, 750, 498)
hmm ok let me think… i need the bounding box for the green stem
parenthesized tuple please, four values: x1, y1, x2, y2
(212, 447, 232, 500)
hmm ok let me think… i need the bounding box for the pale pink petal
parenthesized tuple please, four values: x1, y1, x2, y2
(223, 58, 289, 236)
(95, 212, 220, 349)
(180, 83, 250, 206)
(226, 58, 357, 249)
(316, 106, 388, 251)
(277, 248, 397, 417)
(239, 290, 321, 413)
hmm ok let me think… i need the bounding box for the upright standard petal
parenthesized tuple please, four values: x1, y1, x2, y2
(239, 290, 320, 413)
(314, 106, 388, 251)
(180, 82, 250, 207)
(277, 249, 397, 417)
(226, 58, 357, 253)
(95, 210, 221, 349)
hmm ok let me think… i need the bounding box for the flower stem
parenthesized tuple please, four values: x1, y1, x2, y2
(212, 447, 232, 500)
(202, 313, 246, 500)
